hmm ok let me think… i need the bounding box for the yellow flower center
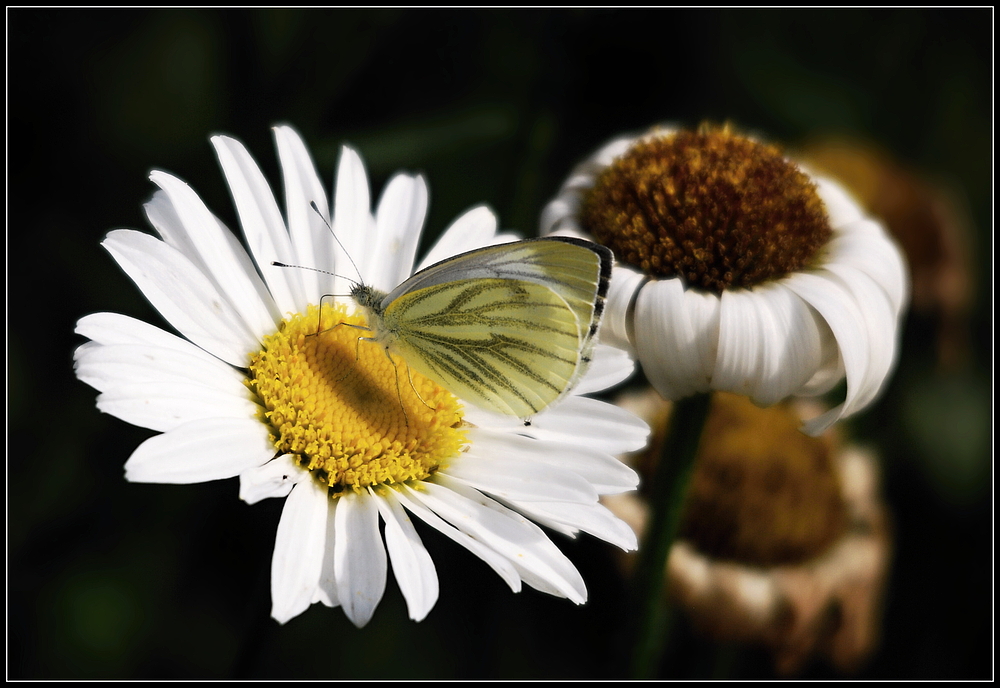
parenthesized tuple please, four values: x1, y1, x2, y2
(582, 125, 832, 293)
(246, 303, 467, 496)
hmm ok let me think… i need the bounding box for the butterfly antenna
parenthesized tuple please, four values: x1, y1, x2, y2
(311, 200, 364, 284)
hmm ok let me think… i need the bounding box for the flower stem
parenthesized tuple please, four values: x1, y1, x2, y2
(629, 392, 712, 678)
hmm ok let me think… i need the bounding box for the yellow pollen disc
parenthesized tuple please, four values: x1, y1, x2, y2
(246, 303, 467, 496)
(582, 125, 833, 293)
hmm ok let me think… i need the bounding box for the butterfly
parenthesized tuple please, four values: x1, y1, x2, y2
(349, 236, 613, 419)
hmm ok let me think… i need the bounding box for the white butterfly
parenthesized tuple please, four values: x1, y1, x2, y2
(349, 236, 613, 418)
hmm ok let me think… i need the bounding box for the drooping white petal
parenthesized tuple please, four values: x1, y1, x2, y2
(394, 486, 522, 593)
(97, 381, 260, 433)
(270, 478, 328, 624)
(825, 219, 909, 315)
(783, 270, 874, 435)
(333, 490, 387, 627)
(634, 277, 721, 400)
(239, 454, 305, 505)
(372, 489, 438, 622)
(415, 477, 587, 604)
(331, 146, 376, 297)
(212, 135, 306, 315)
(273, 125, 335, 306)
(147, 171, 280, 336)
(466, 429, 639, 495)
(373, 174, 428, 291)
(713, 284, 825, 407)
(525, 395, 650, 456)
(598, 265, 645, 355)
(74, 343, 245, 395)
(102, 230, 260, 366)
(124, 417, 274, 483)
(814, 174, 865, 228)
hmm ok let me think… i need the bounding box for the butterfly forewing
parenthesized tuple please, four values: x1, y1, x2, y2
(354, 236, 613, 418)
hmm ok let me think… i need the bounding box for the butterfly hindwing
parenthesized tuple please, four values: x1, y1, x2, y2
(383, 277, 585, 417)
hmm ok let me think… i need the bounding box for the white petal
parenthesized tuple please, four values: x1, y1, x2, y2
(313, 499, 340, 609)
(147, 171, 280, 336)
(372, 174, 428, 291)
(273, 125, 335, 306)
(123, 417, 274, 483)
(270, 478, 329, 624)
(239, 454, 304, 505)
(467, 428, 639, 495)
(212, 135, 305, 315)
(74, 343, 245, 394)
(713, 284, 824, 406)
(331, 146, 376, 297)
(572, 343, 636, 396)
(415, 205, 499, 272)
(634, 278, 721, 400)
(783, 270, 874, 435)
(76, 312, 211, 353)
(815, 174, 865, 228)
(372, 489, 438, 622)
(97, 381, 260, 433)
(102, 230, 259, 367)
(523, 395, 650, 456)
(442, 450, 598, 505)
(826, 219, 909, 315)
(511, 500, 638, 552)
(393, 486, 522, 593)
(599, 264, 645, 354)
(334, 490, 387, 627)
(416, 478, 586, 604)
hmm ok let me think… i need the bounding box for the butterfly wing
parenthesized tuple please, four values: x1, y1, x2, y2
(383, 277, 588, 417)
(380, 238, 613, 417)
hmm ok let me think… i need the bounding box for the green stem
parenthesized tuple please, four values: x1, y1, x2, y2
(629, 392, 712, 678)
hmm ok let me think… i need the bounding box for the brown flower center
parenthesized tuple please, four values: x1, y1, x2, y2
(582, 126, 832, 293)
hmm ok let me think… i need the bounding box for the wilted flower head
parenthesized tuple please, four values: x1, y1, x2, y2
(542, 124, 909, 435)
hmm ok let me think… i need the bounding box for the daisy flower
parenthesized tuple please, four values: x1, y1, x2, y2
(540, 125, 908, 435)
(74, 126, 648, 627)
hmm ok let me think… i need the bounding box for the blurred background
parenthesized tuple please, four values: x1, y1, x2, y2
(7, 9, 992, 678)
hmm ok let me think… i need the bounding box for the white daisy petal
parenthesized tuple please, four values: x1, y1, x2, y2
(212, 135, 305, 315)
(523, 395, 650, 455)
(598, 265, 645, 354)
(415, 205, 500, 271)
(333, 490, 387, 628)
(372, 489, 439, 622)
(572, 343, 636, 395)
(417, 478, 587, 604)
(313, 500, 340, 609)
(270, 477, 328, 624)
(468, 429, 639, 495)
(73, 343, 245, 394)
(373, 173, 429, 291)
(394, 486, 522, 593)
(442, 450, 599, 505)
(123, 417, 274, 484)
(147, 171, 280, 336)
(509, 500, 638, 552)
(97, 381, 259, 432)
(102, 229, 259, 366)
(826, 219, 909, 315)
(274, 125, 334, 306)
(634, 277, 720, 399)
(331, 146, 376, 296)
(239, 454, 305, 505)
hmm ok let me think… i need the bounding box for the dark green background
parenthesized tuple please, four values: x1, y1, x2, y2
(8, 9, 992, 678)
